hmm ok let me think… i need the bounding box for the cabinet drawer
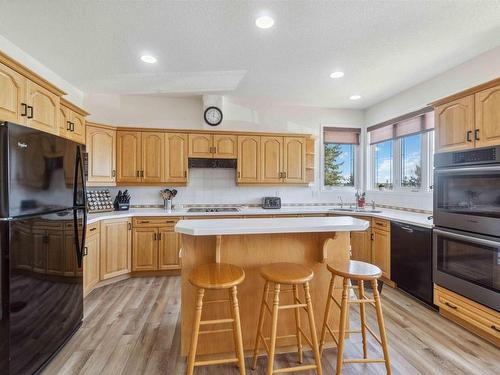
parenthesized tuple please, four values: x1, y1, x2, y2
(434, 285, 500, 346)
(87, 222, 100, 236)
(133, 217, 180, 228)
(372, 218, 390, 231)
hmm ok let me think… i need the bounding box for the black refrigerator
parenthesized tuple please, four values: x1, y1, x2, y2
(0, 122, 87, 374)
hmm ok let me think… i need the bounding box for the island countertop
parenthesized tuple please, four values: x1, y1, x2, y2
(175, 215, 370, 236)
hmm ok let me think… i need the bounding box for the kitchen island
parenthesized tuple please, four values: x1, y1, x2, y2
(175, 216, 370, 357)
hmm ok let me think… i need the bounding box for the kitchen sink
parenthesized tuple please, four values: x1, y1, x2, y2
(329, 208, 384, 213)
(330, 208, 355, 212)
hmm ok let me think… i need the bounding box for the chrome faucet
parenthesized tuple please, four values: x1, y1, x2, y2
(371, 200, 376, 210)
(338, 196, 344, 209)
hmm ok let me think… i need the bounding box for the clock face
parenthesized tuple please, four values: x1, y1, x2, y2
(204, 106, 223, 126)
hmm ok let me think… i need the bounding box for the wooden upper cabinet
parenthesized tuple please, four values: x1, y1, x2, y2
(475, 84, 500, 148)
(260, 136, 283, 183)
(0, 62, 27, 123)
(86, 124, 116, 186)
(58, 105, 70, 139)
(132, 227, 158, 271)
(213, 134, 237, 158)
(69, 111, 86, 144)
(435, 95, 475, 152)
(26, 80, 60, 135)
(100, 218, 132, 280)
(142, 132, 164, 183)
(117, 131, 142, 183)
(189, 133, 213, 158)
(165, 133, 188, 183)
(237, 135, 260, 183)
(283, 137, 306, 183)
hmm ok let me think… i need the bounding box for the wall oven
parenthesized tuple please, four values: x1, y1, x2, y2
(433, 146, 500, 312)
(434, 146, 500, 237)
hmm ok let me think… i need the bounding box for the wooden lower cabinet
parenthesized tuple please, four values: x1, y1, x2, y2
(84, 228, 100, 297)
(132, 228, 158, 271)
(371, 226, 391, 280)
(350, 216, 372, 263)
(158, 227, 181, 269)
(434, 285, 500, 347)
(100, 218, 132, 280)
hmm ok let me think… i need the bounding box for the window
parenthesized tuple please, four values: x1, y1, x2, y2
(368, 109, 434, 191)
(323, 127, 360, 188)
(373, 140, 393, 189)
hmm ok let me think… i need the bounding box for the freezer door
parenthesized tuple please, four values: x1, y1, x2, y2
(3, 123, 81, 218)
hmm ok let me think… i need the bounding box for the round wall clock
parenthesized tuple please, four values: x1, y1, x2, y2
(204, 106, 223, 126)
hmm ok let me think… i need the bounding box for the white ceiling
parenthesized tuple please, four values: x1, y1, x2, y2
(0, 1, 499, 108)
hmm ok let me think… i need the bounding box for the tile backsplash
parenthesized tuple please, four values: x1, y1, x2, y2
(104, 168, 433, 212)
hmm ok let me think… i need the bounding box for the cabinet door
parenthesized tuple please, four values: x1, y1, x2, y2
(237, 136, 260, 183)
(283, 137, 306, 183)
(260, 136, 283, 183)
(350, 217, 372, 263)
(117, 131, 142, 183)
(158, 228, 181, 270)
(100, 218, 132, 280)
(0, 62, 27, 123)
(58, 105, 71, 139)
(132, 228, 158, 271)
(142, 132, 165, 183)
(372, 228, 390, 279)
(84, 233, 100, 297)
(189, 133, 213, 158)
(213, 134, 237, 159)
(435, 96, 475, 152)
(26, 80, 60, 135)
(46, 230, 65, 275)
(86, 125, 116, 185)
(165, 133, 188, 183)
(69, 111, 86, 144)
(475, 85, 500, 148)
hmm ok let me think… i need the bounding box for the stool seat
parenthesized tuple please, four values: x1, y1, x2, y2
(327, 260, 382, 280)
(260, 262, 314, 284)
(189, 263, 245, 289)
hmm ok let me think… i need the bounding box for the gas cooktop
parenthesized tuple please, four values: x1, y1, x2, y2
(187, 207, 240, 213)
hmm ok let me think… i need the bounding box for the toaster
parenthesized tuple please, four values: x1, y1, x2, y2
(262, 197, 281, 209)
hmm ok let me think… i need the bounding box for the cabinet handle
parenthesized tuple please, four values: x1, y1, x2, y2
(67, 121, 72, 131)
(27, 106, 33, 119)
(21, 103, 28, 117)
(158, 233, 162, 241)
(140, 170, 144, 177)
(89, 227, 97, 232)
(184, 170, 187, 178)
(371, 233, 374, 241)
(283, 171, 287, 178)
(474, 129, 480, 141)
(491, 325, 500, 333)
(376, 222, 384, 226)
(71, 122, 75, 131)
(128, 222, 132, 230)
(112, 170, 116, 177)
(83, 246, 88, 256)
(136, 170, 140, 177)
(444, 302, 458, 309)
(153, 233, 157, 240)
(237, 171, 241, 178)
(466, 130, 472, 142)
(140, 221, 150, 223)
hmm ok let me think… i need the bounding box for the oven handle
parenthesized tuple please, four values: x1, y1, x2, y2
(433, 228, 500, 248)
(435, 165, 500, 174)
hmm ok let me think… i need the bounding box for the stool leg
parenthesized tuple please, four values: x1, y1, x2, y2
(358, 280, 368, 359)
(371, 279, 392, 375)
(304, 282, 323, 375)
(230, 286, 246, 375)
(252, 281, 270, 370)
(319, 275, 336, 353)
(335, 278, 349, 375)
(187, 288, 204, 375)
(292, 284, 303, 364)
(267, 283, 281, 375)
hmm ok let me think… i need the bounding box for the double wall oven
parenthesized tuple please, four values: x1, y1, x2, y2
(433, 146, 500, 312)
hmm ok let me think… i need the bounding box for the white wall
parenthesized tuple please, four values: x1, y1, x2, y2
(84, 93, 367, 207)
(0, 34, 84, 105)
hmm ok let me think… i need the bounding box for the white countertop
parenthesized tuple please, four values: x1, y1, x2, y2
(175, 216, 370, 236)
(86, 206, 433, 228)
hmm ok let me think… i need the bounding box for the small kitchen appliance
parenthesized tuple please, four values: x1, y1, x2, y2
(262, 197, 281, 209)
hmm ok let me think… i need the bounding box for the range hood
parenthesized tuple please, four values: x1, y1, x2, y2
(188, 158, 237, 168)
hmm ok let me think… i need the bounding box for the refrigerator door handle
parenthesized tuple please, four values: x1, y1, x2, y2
(74, 147, 87, 267)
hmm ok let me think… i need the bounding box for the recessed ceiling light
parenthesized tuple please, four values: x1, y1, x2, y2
(349, 95, 361, 100)
(140, 55, 157, 64)
(330, 71, 344, 79)
(255, 16, 274, 29)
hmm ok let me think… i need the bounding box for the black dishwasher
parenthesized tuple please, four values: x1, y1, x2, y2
(391, 222, 434, 307)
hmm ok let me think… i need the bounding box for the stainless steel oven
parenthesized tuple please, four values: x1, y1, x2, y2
(434, 146, 500, 236)
(433, 227, 500, 311)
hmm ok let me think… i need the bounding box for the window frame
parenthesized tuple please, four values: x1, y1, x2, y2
(320, 125, 361, 191)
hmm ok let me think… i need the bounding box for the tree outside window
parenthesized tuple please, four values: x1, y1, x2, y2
(324, 143, 354, 187)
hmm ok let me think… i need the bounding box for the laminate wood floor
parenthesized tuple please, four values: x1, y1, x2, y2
(43, 276, 500, 375)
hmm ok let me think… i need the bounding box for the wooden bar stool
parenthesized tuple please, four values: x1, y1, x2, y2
(319, 260, 391, 375)
(187, 263, 246, 375)
(251, 262, 323, 375)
